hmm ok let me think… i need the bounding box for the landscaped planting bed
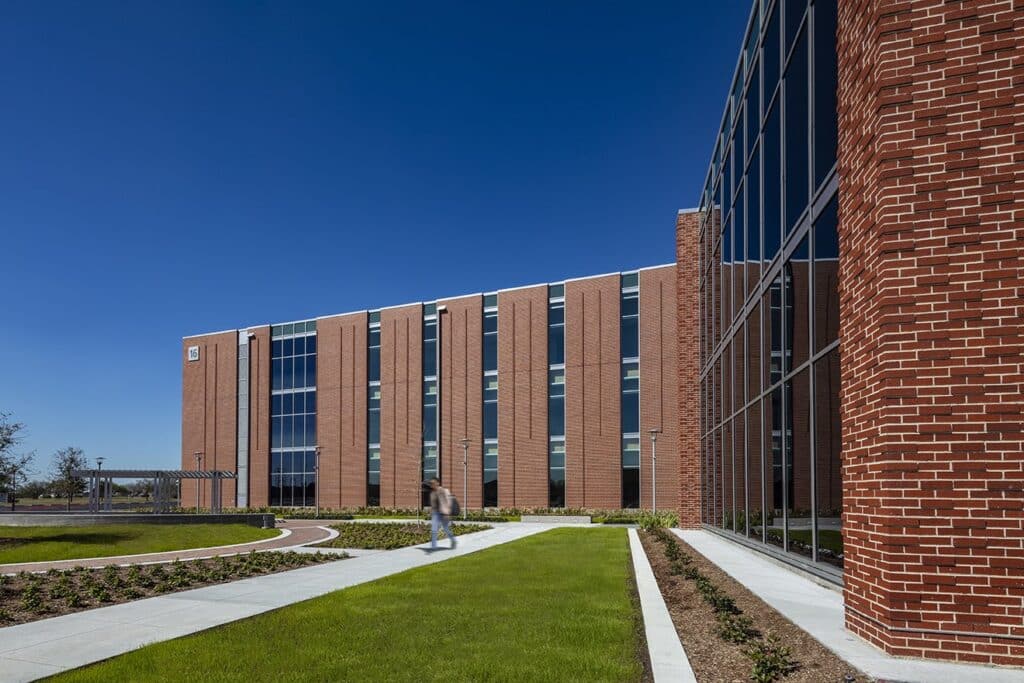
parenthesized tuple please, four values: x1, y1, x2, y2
(318, 522, 491, 549)
(0, 550, 341, 627)
(641, 528, 867, 683)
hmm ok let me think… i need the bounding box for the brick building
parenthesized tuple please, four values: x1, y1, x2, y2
(182, 266, 679, 514)
(682, 0, 1023, 667)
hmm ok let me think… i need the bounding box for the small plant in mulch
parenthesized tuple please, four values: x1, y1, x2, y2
(647, 527, 797, 682)
(0, 607, 11, 622)
(21, 582, 46, 614)
(717, 611, 756, 644)
(748, 635, 796, 682)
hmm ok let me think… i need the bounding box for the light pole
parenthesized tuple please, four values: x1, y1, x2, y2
(648, 428, 662, 513)
(314, 445, 321, 519)
(459, 437, 470, 520)
(193, 451, 203, 513)
(96, 457, 105, 513)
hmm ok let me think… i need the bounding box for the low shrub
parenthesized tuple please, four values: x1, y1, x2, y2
(747, 634, 795, 682)
(320, 522, 491, 550)
(636, 510, 680, 531)
(717, 611, 755, 644)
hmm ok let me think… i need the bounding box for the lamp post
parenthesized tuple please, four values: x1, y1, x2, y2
(96, 457, 105, 513)
(314, 445, 321, 519)
(648, 429, 662, 513)
(193, 451, 203, 513)
(459, 438, 470, 520)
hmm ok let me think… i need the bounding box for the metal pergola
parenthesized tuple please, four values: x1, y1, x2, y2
(71, 469, 236, 514)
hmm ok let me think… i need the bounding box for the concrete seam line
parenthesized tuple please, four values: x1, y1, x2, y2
(628, 529, 696, 683)
(0, 529, 292, 572)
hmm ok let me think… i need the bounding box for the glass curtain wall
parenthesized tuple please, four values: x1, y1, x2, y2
(482, 294, 498, 506)
(621, 273, 641, 508)
(697, 0, 841, 569)
(548, 284, 566, 507)
(367, 311, 381, 505)
(270, 320, 317, 507)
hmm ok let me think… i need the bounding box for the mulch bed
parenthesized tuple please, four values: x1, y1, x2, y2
(639, 531, 869, 683)
(0, 550, 343, 627)
(318, 522, 492, 550)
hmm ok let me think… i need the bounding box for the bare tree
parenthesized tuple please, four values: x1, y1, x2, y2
(51, 447, 88, 511)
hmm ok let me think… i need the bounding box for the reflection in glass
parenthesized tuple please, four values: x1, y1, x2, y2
(786, 237, 810, 372)
(814, 197, 840, 351)
(746, 402, 763, 540)
(786, 369, 812, 562)
(814, 350, 843, 567)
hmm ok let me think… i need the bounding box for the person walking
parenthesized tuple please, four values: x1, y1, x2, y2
(428, 478, 456, 550)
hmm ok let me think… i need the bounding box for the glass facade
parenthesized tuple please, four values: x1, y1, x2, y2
(482, 294, 498, 507)
(367, 311, 381, 506)
(270, 320, 317, 507)
(548, 284, 566, 507)
(621, 272, 640, 508)
(698, 0, 841, 569)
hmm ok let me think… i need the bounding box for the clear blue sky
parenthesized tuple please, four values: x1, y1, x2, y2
(2, 1, 752, 472)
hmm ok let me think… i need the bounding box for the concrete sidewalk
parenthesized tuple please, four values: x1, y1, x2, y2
(674, 529, 1023, 683)
(0, 523, 550, 682)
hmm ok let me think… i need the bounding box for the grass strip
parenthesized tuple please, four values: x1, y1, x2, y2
(0, 524, 278, 564)
(50, 528, 642, 683)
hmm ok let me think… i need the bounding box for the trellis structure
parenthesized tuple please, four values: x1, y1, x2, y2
(71, 469, 236, 514)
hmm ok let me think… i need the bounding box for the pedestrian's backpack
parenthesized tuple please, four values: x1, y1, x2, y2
(447, 490, 461, 517)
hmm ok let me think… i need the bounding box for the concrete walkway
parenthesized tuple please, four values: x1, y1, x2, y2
(0, 523, 551, 682)
(0, 521, 337, 574)
(628, 529, 696, 682)
(674, 529, 1024, 683)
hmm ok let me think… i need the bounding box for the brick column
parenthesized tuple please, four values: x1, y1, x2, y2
(838, 0, 1024, 665)
(676, 210, 702, 528)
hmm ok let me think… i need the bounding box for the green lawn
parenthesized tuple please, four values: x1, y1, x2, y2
(0, 524, 278, 564)
(786, 528, 843, 554)
(49, 528, 642, 683)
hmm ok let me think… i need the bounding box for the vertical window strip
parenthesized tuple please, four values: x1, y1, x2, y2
(367, 314, 381, 506)
(270, 322, 317, 508)
(548, 287, 566, 507)
(621, 275, 640, 509)
(483, 297, 498, 507)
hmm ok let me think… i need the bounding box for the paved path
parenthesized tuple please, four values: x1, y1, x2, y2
(0, 523, 551, 682)
(674, 529, 1024, 683)
(0, 520, 337, 574)
(628, 529, 695, 682)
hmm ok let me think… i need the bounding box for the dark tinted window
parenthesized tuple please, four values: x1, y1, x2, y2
(785, 27, 809, 234)
(814, 196, 840, 350)
(764, 3, 780, 102)
(763, 100, 781, 261)
(813, 0, 838, 187)
(483, 402, 498, 440)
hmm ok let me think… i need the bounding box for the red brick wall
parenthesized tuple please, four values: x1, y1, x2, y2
(838, 0, 1024, 665)
(181, 331, 238, 508)
(380, 305, 423, 508)
(316, 312, 368, 509)
(247, 326, 271, 507)
(497, 285, 548, 508)
(676, 211, 702, 527)
(640, 265, 679, 511)
(565, 274, 621, 509)
(439, 295, 484, 509)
